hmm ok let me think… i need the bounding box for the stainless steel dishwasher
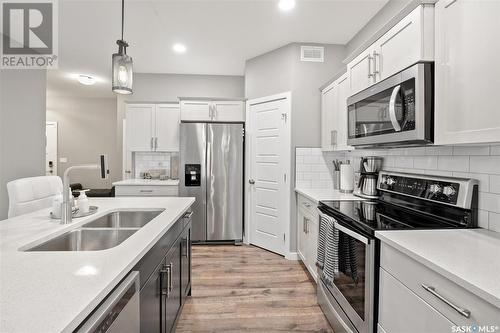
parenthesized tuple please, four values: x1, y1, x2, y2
(77, 271, 140, 333)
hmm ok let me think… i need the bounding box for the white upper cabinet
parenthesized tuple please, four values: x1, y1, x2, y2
(180, 99, 245, 122)
(212, 101, 245, 122)
(321, 82, 337, 151)
(125, 103, 180, 152)
(126, 104, 155, 151)
(155, 104, 180, 151)
(347, 4, 434, 96)
(375, 4, 434, 81)
(335, 74, 353, 151)
(434, 0, 500, 145)
(348, 46, 376, 96)
(321, 73, 353, 152)
(180, 100, 212, 121)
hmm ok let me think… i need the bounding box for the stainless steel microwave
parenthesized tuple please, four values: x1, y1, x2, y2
(347, 62, 433, 147)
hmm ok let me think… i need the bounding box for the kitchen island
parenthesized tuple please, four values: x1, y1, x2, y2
(0, 197, 194, 332)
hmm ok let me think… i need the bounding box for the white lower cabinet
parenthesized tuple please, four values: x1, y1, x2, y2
(379, 243, 500, 332)
(296, 194, 318, 282)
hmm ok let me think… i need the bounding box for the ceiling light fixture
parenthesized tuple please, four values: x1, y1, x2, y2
(77, 74, 96, 86)
(112, 0, 133, 95)
(173, 43, 187, 54)
(278, 0, 295, 11)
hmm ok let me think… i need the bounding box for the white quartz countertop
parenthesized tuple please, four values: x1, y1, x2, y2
(376, 229, 500, 309)
(294, 187, 362, 203)
(0, 197, 194, 333)
(112, 178, 179, 186)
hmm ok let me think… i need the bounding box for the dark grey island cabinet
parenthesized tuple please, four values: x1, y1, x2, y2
(134, 211, 192, 333)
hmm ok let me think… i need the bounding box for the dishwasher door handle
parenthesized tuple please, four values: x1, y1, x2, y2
(76, 271, 140, 332)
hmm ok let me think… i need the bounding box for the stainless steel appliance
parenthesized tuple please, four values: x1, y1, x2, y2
(317, 171, 478, 333)
(180, 122, 243, 243)
(355, 156, 383, 199)
(77, 271, 140, 333)
(347, 62, 433, 147)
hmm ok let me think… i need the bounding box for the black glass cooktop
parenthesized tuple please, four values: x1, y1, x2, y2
(318, 198, 473, 237)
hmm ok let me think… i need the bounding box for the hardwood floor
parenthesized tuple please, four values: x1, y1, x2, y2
(176, 245, 333, 332)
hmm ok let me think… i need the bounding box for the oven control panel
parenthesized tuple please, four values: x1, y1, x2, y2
(379, 173, 460, 205)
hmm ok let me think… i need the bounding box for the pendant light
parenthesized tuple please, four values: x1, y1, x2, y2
(112, 0, 133, 94)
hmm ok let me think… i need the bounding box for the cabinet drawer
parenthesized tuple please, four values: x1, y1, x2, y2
(381, 243, 500, 326)
(379, 268, 454, 332)
(297, 194, 317, 216)
(115, 185, 178, 197)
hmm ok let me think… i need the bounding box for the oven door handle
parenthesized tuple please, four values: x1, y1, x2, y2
(334, 221, 369, 245)
(389, 84, 402, 132)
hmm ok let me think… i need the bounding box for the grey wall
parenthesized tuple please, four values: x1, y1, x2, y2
(116, 73, 245, 176)
(244, 42, 347, 253)
(46, 97, 119, 189)
(345, 0, 413, 56)
(0, 70, 47, 219)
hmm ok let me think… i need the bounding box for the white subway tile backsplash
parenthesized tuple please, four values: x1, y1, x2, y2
(295, 145, 500, 233)
(394, 156, 414, 168)
(490, 175, 500, 194)
(488, 212, 500, 232)
(453, 146, 490, 156)
(437, 156, 469, 172)
(414, 156, 438, 170)
(470, 156, 500, 175)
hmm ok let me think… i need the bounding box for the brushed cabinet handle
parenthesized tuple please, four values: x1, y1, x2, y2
(159, 264, 170, 296)
(303, 217, 307, 233)
(183, 211, 193, 219)
(249, 179, 255, 185)
(421, 284, 471, 318)
(168, 262, 173, 292)
(140, 190, 153, 193)
(368, 54, 374, 78)
(150, 137, 154, 150)
(372, 50, 379, 76)
(181, 237, 188, 257)
(330, 130, 337, 146)
(154, 137, 158, 150)
(302, 202, 311, 208)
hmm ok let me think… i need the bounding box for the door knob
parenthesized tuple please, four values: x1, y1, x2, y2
(249, 179, 255, 184)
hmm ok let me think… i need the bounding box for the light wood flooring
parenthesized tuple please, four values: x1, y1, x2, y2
(176, 245, 333, 332)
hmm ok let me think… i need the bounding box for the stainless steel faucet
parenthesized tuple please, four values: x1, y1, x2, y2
(61, 155, 109, 224)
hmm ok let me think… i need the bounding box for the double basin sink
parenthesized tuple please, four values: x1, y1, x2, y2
(27, 210, 164, 252)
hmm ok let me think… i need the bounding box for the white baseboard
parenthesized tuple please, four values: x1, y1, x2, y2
(285, 252, 300, 260)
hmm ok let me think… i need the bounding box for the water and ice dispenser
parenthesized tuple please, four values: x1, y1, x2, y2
(185, 164, 201, 186)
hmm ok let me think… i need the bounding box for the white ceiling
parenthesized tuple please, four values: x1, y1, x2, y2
(48, 0, 388, 98)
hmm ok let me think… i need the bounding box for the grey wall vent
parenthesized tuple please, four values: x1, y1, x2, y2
(300, 46, 324, 62)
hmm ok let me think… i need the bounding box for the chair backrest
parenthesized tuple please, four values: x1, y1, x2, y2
(7, 176, 63, 218)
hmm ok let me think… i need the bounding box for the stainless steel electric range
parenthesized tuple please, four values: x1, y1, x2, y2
(316, 171, 479, 333)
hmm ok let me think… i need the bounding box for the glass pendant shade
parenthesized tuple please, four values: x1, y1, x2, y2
(112, 40, 133, 94)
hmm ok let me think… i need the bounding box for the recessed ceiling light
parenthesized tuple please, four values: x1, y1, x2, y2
(77, 74, 96, 86)
(173, 43, 187, 54)
(278, 0, 295, 11)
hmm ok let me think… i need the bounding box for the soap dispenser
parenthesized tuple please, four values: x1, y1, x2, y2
(76, 190, 90, 213)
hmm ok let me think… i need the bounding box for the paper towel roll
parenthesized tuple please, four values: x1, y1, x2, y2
(340, 164, 354, 193)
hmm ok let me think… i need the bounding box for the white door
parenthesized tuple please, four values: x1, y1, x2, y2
(126, 104, 154, 151)
(247, 93, 291, 256)
(435, 0, 500, 145)
(212, 101, 245, 122)
(45, 122, 57, 176)
(155, 104, 180, 151)
(180, 100, 211, 121)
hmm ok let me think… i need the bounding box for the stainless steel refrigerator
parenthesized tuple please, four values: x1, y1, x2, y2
(180, 122, 243, 243)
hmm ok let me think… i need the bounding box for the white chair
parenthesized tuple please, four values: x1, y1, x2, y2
(7, 176, 63, 218)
